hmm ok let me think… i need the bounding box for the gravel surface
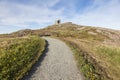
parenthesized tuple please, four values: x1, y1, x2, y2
(23, 37, 83, 80)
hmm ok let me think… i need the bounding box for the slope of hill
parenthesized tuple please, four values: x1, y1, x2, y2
(34, 22, 120, 80)
(0, 36, 45, 79)
(0, 22, 120, 80)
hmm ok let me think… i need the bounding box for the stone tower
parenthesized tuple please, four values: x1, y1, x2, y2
(55, 19, 61, 25)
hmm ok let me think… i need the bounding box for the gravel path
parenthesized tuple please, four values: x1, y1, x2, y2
(23, 37, 83, 80)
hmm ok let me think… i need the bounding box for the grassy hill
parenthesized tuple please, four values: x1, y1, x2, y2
(0, 22, 120, 80)
(33, 22, 120, 80)
(0, 36, 45, 79)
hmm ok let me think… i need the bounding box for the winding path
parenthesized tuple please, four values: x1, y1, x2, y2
(23, 37, 83, 80)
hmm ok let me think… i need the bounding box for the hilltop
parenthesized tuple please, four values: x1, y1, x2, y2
(1, 22, 120, 42)
(11, 22, 120, 46)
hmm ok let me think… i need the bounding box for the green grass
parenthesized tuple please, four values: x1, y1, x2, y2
(72, 47, 100, 80)
(70, 41, 120, 80)
(62, 39, 102, 80)
(97, 46, 120, 65)
(0, 36, 45, 80)
(96, 46, 120, 79)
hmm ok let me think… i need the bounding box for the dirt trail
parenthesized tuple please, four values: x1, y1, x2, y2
(23, 37, 83, 80)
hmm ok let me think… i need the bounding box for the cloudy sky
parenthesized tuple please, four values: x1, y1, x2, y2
(0, 0, 120, 34)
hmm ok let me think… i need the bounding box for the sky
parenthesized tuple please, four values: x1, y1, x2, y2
(0, 0, 120, 34)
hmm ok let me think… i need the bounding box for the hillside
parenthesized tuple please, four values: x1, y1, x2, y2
(0, 36, 45, 79)
(0, 22, 120, 79)
(39, 23, 120, 79)
(35, 22, 120, 80)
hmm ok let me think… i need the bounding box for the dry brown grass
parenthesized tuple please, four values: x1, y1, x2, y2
(44, 23, 120, 80)
(61, 36, 120, 80)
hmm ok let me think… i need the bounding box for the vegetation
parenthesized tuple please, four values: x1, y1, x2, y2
(0, 22, 120, 80)
(96, 46, 120, 80)
(66, 41, 101, 80)
(62, 38, 105, 80)
(0, 36, 45, 80)
(38, 22, 120, 80)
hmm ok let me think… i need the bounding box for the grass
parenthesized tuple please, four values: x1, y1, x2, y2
(47, 23, 120, 79)
(41, 23, 120, 79)
(96, 46, 120, 79)
(72, 46, 100, 80)
(0, 36, 45, 80)
(62, 39, 103, 80)
(96, 46, 120, 64)
(62, 37, 120, 80)
(1, 22, 120, 80)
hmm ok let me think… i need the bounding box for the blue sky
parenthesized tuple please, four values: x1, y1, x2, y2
(0, 0, 120, 34)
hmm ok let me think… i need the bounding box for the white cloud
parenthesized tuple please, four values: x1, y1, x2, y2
(0, 0, 120, 33)
(0, 0, 66, 33)
(70, 0, 120, 30)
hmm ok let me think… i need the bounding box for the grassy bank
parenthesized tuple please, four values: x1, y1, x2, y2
(61, 38, 113, 80)
(61, 37, 120, 80)
(0, 36, 45, 80)
(96, 46, 120, 80)
(45, 23, 120, 80)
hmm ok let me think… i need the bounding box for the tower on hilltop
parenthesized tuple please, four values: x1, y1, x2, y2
(55, 19, 61, 25)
